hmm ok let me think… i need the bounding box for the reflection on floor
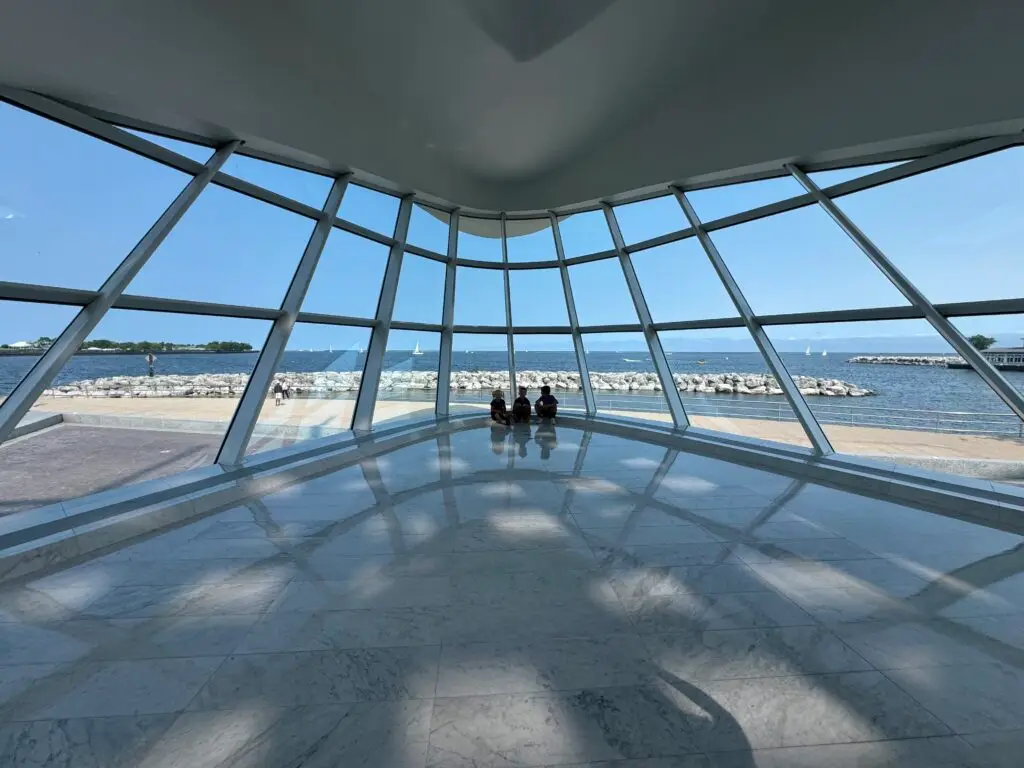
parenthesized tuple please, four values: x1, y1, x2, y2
(1, 424, 1022, 766)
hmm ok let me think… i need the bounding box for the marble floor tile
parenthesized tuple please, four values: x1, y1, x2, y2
(113, 556, 298, 587)
(191, 646, 440, 709)
(0, 584, 104, 623)
(268, 574, 452, 612)
(593, 543, 733, 569)
(751, 558, 929, 598)
(585, 525, 723, 548)
(443, 547, 601, 575)
(90, 615, 258, 661)
(436, 635, 653, 696)
(606, 564, 770, 610)
(786, 585, 921, 624)
(0, 663, 61, 710)
(0, 714, 178, 768)
(738, 521, 838, 542)
(627, 590, 815, 634)
(427, 686, 719, 766)
(699, 670, 951, 750)
(160, 537, 289, 561)
(0, 620, 119, 665)
(234, 606, 449, 653)
(644, 625, 872, 681)
(80, 577, 289, 619)
(732, 537, 879, 564)
(570, 503, 693, 529)
(705, 736, 1012, 768)
(449, 568, 614, 607)
(190, 520, 331, 540)
(137, 701, 432, 768)
(4, 656, 224, 720)
(440, 517, 591, 553)
(441, 598, 635, 643)
(833, 619, 1011, 670)
(884, 662, 1024, 733)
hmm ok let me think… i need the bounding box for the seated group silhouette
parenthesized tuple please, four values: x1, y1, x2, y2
(489, 385, 558, 426)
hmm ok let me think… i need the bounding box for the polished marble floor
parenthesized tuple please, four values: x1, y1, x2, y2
(1, 424, 1023, 766)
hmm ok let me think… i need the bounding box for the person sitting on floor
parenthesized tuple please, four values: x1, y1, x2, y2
(489, 388, 511, 426)
(512, 386, 532, 423)
(534, 385, 558, 420)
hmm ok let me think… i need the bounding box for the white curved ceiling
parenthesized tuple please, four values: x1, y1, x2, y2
(1, 0, 1023, 211)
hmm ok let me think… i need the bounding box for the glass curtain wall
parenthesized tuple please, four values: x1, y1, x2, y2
(3, 91, 1024, 517)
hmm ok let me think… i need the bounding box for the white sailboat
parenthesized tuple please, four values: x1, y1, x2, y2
(412, 341, 423, 356)
(805, 345, 811, 356)
(822, 349, 828, 357)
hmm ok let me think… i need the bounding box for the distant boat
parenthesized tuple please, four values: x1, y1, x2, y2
(412, 341, 423, 356)
(805, 346, 811, 356)
(696, 360, 706, 366)
(822, 350, 828, 357)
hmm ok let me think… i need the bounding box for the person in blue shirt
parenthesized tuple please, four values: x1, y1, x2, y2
(534, 385, 558, 420)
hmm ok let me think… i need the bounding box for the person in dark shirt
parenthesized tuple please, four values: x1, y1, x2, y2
(490, 388, 511, 425)
(512, 386, 532, 423)
(534, 385, 558, 420)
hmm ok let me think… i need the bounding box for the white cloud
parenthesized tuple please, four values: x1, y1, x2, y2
(0, 204, 25, 220)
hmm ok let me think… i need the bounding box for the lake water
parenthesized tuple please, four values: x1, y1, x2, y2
(2, 349, 1023, 422)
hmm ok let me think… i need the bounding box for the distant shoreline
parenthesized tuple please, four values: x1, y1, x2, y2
(0, 349, 259, 357)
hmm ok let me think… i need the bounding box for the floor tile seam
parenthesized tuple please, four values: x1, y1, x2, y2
(874, 666, 970, 737)
(427, 670, 903, 704)
(697, 732, 980, 756)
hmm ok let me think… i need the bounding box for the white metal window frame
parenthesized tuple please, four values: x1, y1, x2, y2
(0, 85, 1022, 467)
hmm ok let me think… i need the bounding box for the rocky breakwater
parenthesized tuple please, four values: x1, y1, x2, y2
(42, 370, 873, 398)
(849, 355, 963, 366)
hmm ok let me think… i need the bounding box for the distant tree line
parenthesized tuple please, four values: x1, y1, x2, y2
(80, 339, 254, 353)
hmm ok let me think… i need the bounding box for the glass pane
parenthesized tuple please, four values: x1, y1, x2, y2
(121, 128, 215, 164)
(0, 102, 190, 290)
(407, 204, 450, 254)
(457, 216, 503, 262)
(632, 239, 740, 323)
(455, 267, 505, 326)
(835, 147, 1024, 304)
(568, 258, 639, 326)
(0, 300, 78, 448)
(558, 210, 614, 258)
(506, 219, 556, 263)
(302, 230, 388, 318)
(450, 333, 509, 415)
(661, 328, 811, 449)
(13, 310, 269, 513)
(513, 334, 585, 413)
(583, 332, 668, 426)
(373, 329, 439, 426)
(337, 185, 400, 237)
(613, 195, 687, 245)
(127, 184, 315, 307)
(509, 268, 569, 326)
(808, 162, 905, 188)
(246, 323, 370, 456)
(220, 154, 332, 209)
(763, 319, 1024, 480)
(710, 204, 910, 314)
(687, 176, 804, 223)
(393, 254, 445, 324)
(950, 314, 1024, 400)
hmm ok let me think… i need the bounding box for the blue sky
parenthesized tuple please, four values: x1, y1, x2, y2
(2, 101, 1023, 353)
